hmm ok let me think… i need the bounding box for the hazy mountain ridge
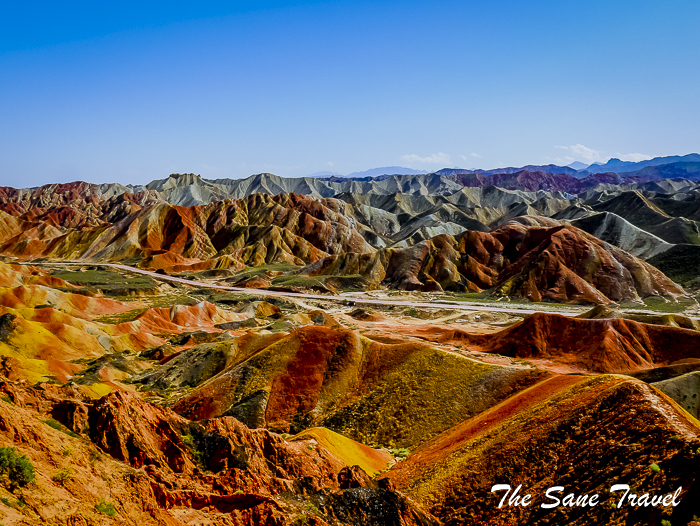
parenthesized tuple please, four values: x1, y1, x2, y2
(584, 153, 700, 174)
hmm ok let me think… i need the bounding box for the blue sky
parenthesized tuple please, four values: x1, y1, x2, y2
(1, 0, 698, 186)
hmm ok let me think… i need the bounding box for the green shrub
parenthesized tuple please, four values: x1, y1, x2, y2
(95, 499, 117, 517)
(0, 447, 35, 490)
(89, 449, 103, 464)
(42, 418, 79, 438)
(0, 495, 26, 509)
(52, 467, 73, 484)
(180, 433, 205, 467)
(390, 447, 410, 459)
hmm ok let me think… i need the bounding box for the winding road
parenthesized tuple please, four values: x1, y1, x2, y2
(45, 261, 586, 317)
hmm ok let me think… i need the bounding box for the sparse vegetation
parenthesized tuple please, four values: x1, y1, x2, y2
(228, 262, 299, 283)
(95, 307, 149, 324)
(0, 447, 35, 490)
(0, 395, 13, 405)
(42, 418, 79, 438)
(640, 296, 695, 313)
(95, 291, 199, 324)
(443, 291, 494, 303)
(96, 498, 118, 517)
(649, 245, 700, 290)
(52, 467, 73, 484)
(271, 274, 330, 291)
(89, 448, 103, 464)
(0, 495, 26, 510)
(3, 173, 700, 526)
(181, 433, 206, 468)
(51, 268, 158, 295)
(390, 447, 410, 460)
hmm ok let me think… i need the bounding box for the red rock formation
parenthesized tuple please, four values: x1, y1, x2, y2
(0, 377, 438, 525)
(306, 220, 683, 303)
(170, 325, 544, 455)
(0, 192, 374, 270)
(424, 312, 700, 373)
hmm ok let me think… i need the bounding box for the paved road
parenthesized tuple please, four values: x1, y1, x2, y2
(46, 261, 583, 317)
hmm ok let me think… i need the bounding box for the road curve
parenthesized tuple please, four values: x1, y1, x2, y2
(45, 261, 582, 317)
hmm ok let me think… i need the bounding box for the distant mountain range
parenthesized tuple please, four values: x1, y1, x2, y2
(305, 154, 700, 180)
(346, 166, 429, 177)
(4, 157, 700, 263)
(584, 153, 700, 174)
(6, 155, 700, 212)
(438, 165, 583, 177)
(308, 166, 429, 178)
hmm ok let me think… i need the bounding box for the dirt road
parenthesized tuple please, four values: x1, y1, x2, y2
(48, 261, 585, 317)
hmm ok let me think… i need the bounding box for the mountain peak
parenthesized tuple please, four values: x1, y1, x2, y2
(146, 172, 210, 192)
(169, 172, 202, 179)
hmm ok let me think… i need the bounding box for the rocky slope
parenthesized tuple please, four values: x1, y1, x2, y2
(169, 325, 544, 448)
(383, 374, 700, 526)
(570, 212, 673, 259)
(648, 244, 700, 290)
(0, 193, 373, 270)
(590, 191, 700, 245)
(422, 312, 700, 373)
(3, 167, 700, 525)
(0, 377, 436, 525)
(653, 371, 700, 418)
(301, 219, 683, 303)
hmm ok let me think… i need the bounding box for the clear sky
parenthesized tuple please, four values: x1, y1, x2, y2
(1, 0, 698, 187)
